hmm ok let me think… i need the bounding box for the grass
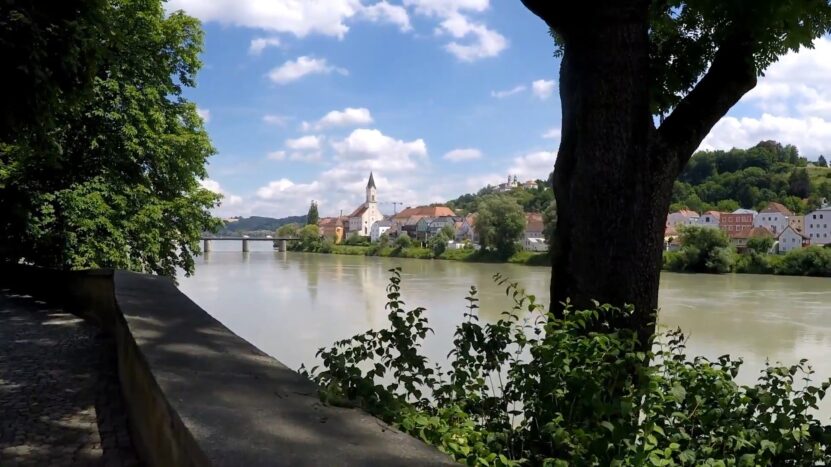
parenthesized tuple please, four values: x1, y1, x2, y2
(318, 243, 549, 266)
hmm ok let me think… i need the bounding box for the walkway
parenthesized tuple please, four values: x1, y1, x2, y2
(0, 291, 141, 466)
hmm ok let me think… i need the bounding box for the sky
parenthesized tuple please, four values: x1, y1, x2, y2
(167, 0, 831, 219)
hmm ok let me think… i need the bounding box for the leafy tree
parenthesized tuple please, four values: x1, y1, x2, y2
(819, 155, 828, 167)
(306, 201, 319, 225)
(715, 199, 740, 212)
(521, 0, 831, 344)
(476, 195, 525, 259)
(788, 168, 812, 198)
(297, 224, 322, 251)
(394, 234, 412, 249)
(428, 232, 448, 257)
(439, 225, 456, 240)
(0, 0, 219, 276)
(665, 226, 736, 273)
(276, 223, 300, 238)
(746, 236, 774, 255)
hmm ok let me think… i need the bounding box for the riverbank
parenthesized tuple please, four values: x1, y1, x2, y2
(295, 244, 551, 266)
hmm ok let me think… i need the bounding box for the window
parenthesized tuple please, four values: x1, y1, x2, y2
(813, 214, 817, 219)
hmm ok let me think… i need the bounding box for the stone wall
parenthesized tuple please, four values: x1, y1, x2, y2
(1, 266, 453, 466)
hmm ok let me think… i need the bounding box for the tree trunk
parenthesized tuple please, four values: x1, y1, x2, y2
(549, 4, 674, 346)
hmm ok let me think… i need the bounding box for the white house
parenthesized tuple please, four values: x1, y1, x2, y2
(667, 209, 700, 227)
(699, 210, 721, 228)
(777, 225, 808, 253)
(805, 206, 831, 245)
(348, 173, 384, 237)
(523, 213, 548, 251)
(370, 220, 394, 243)
(754, 202, 792, 235)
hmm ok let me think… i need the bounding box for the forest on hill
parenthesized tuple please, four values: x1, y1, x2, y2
(216, 215, 306, 236)
(671, 141, 831, 214)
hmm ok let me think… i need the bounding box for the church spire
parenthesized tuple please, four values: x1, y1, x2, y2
(366, 172, 376, 189)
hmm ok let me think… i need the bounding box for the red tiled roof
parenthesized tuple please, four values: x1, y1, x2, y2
(349, 204, 368, 218)
(393, 205, 456, 220)
(674, 209, 700, 218)
(525, 212, 544, 232)
(703, 210, 722, 219)
(729, 226, 773, 239)
(761, 202, 793, 216)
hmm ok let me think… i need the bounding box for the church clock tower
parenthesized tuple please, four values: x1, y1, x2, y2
(366, 172, 377, 204)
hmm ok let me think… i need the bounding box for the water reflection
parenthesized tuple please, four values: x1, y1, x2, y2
(178, 252, 831, 417)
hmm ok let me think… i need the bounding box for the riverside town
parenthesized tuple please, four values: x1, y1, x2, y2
(4, 1, 831, 466)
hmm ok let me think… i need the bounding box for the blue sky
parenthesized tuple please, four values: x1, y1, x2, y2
(168, 0, 831, 218)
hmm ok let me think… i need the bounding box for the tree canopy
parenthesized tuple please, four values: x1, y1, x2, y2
(0, 0, 218, 276)
(475, 195, 526, 259)
(306, 201, 320, 226)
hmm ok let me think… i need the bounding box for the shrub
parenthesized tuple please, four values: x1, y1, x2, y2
(775, 246, 831, 276)
(429, 233, 449, 258)
(394, 234, 413, 249)
(304, 269, 831, 465)
(666, 226, 736, 273)
(345, 233, 369, 246)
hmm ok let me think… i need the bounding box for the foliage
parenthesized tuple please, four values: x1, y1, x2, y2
(221, 215, 305, 236)
(305, 270, 831, 465)
(394, 234, 413, 250)
(671, 142, 831, 214)
(0, 0, 219, 276)
(819, 156, 829, 168)
(306, 201, 320, 226)
(747, 236, 775, 255)
(344, 233, 370, 246)
(447, 181, 553, 216)
(774, 246, 831, 277)
(276, 223, 301, 238)
(665, 226, 736, 273)
(429, 232, 449, 258)
(476, 195, 525, 260)
(296, 225, 323, 252)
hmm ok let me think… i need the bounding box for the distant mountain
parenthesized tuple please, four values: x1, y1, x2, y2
(215, 215, 305, 236)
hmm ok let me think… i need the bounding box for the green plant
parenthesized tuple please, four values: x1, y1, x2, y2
(395, 234, 413, 249)
(666, 226, 736, 273)
(304, 269, 831, 465)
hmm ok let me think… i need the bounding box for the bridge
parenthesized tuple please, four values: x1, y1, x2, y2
(200, 236, 299, 252)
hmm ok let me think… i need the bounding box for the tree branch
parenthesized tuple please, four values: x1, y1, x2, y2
(657, 36, 758, 167)
(519, 0, 561, 28)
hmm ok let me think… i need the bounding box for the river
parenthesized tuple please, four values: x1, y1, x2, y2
(178, 245, 831, 417)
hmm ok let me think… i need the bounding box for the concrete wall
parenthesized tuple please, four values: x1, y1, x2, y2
(1, 266, 452, 467)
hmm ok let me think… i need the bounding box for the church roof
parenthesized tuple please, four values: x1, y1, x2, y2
(367, 172, 376, 189)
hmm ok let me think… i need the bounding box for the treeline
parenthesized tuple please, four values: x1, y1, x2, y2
(671, 141, 831, 214)
(446, 179, 554, 216)
(664, 226, 831, 277)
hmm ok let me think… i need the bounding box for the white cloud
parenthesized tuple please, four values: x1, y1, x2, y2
(249, 37, 281, 55)
(542, 127, 561, 139)
(491, 85, 526, 99)
(700, 114, 831, 156)
(531, 79, 555, 100)
(509, 150, 557, 181)
(302, 107, 373, 131)
(267, 56, 348, 84)
(444, 148, 482, 161)
(403, 0, 488, 16)
(285, 135, 322, 151)
(199, 178, 243, 207)
(196, 107, 211, 123)
(257, 178, 323, 200)
(438, 13, 507, 62)
(332, 128, 427, 171)
(262, 114, 289, 126)
(268, 150, 323, 162)
(360, 1, 411, 31)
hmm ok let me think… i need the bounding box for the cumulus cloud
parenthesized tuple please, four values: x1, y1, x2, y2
(199, 178, 243, 207)
(531, 79, 555, 100)
(267, 150, 323, 162)
(267, 56, 348, 84)
(542, 127, 561, 139)
(196, 107, 211, 123)
(438, 13, 507, 62)
(444, 148, 482, 161)
(262, 114, 289, 126)
(332, 128, 427, 171)
(360, 1, 411, 31)
(302, 107, 373, 131)
(491, 85, 526, 99)
(249, 37, 281, 55)
(509, 150, 557, 181)
(257, 178, 323, 200)
(285, 135, 322, 151)
(403, 0, 488, 16)
(700, 114, 831, 155)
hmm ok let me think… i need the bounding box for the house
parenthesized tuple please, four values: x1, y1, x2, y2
(522, 212, 547, 252)
(456, 214, 478, 244)
(667, 209, 700, 227)
(318, 217, 345, 243)
(753, 202, 792, 235)
(400, 216, 426, 238)
(664, 225, 681, 251)
(392, 205, 456, 222)
(729, 226, 773, 252)
(347, 173, 384, 237)
(777, 225, 809, 253)
(789, 215, 805, 233)
(415, 217, 432, 241)
(427, 216, 459, 238)
(720, 209, 755, 233)
(805, 206, 831, 245)
(370, 220, 394, 243)
(699, 211, 722, 228)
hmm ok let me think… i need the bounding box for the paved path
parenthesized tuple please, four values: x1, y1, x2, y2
(0, 291, 141, 466)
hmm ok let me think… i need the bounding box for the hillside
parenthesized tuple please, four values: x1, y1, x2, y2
(216, 215, 306, 236)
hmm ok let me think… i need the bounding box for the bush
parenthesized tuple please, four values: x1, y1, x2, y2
(666, 226, 736, 273)
(394, 234, 413, 249)
(429, 233, 449, 258)
(345, 233, 369, 246)
(775, 246, 831, 276)
(304, 270, 831, 465)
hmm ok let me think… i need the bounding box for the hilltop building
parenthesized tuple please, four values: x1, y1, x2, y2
(348, 173, 384, 237)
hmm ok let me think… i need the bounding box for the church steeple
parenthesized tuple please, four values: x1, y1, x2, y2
(366, 172, 377, 204)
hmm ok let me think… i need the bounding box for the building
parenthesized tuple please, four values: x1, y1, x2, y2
(720, 210, 755, 233)
(788, 215, 805, 233)
(699, 211, 721, 228)
(667, 210, 700, 227)
(523, 212, 547, 251)
(347, 173, 384, 237)
(318, 217, 345, 243)
(370, 220, 394, 243)
(392, 205, 456, 222)
(729, 226, 773, 252)
(427, 216, 459, 238)
(777, 225, 808, 253)
(806, 206, 831, 245)
(754, 202, 792, 235)
(456, 214, 478, 244)
(664, 225, 681, 251)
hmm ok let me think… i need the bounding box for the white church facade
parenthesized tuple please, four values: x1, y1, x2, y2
(348, 172, 384, 237)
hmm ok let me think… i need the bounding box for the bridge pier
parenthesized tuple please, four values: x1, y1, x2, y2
(278, 240, 287, 252)
(242, 239, 249, 253)
(203, 239, 211, 253)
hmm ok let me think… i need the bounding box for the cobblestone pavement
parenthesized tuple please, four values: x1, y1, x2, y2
(0, 291, 142, 466)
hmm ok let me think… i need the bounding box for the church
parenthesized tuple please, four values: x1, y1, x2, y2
(348, 173, 383, 237)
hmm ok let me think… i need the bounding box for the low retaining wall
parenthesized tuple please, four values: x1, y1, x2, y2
(1, 266, 453, 466)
